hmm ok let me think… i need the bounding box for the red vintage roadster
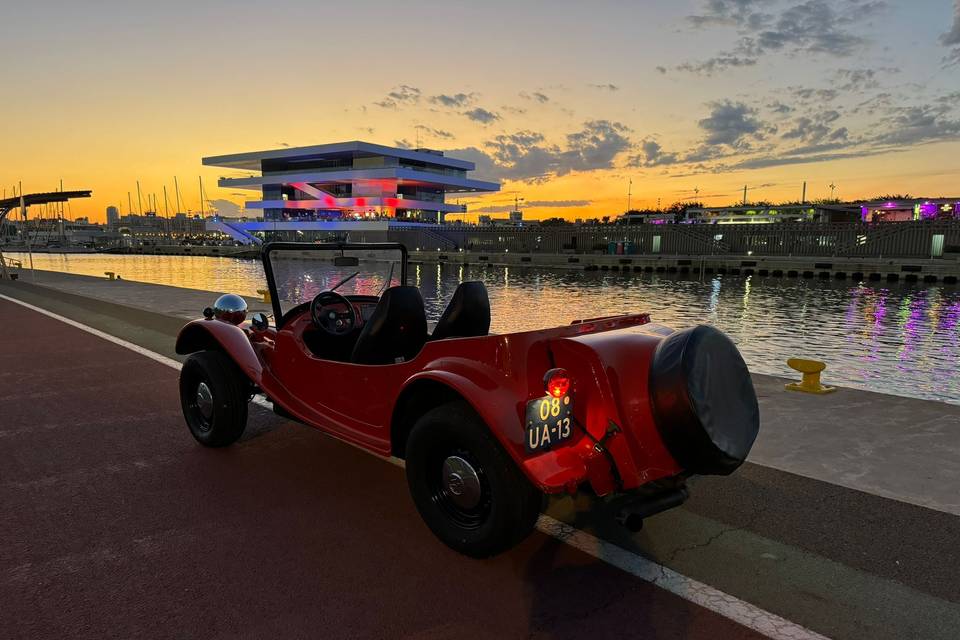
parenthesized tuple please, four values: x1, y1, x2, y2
(176, 242, 759, 557)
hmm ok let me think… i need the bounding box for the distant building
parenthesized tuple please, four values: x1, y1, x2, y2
(681, 200, 960, 224)
(682, 203, 860, 224)
(860, 198, 960, 222)
(202, 140, 499, 224)
(106, 205, 119, 227)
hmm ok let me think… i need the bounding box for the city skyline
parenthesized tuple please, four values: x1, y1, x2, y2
(3, 0, 960, 222)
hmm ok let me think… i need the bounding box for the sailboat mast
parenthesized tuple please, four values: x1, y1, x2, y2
(136, 181, 143, 215)
(59, 178, 65, 242)
(174, 176, 183, 214)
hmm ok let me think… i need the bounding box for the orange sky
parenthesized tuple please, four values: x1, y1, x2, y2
(3, 1, 959, 223)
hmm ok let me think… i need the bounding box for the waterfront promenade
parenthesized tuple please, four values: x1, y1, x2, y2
(2, 273, 960, 638)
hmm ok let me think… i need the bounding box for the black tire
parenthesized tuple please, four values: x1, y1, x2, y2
(405, 400, 543, 558)
(179, 350, 249, 447)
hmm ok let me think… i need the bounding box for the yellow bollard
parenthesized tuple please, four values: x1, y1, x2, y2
(257, 288, 271, 303)
(104, 271, 115, 281)
(784, 358, 836, 394)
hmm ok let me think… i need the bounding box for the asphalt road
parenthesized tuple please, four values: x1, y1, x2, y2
(2, 279, 960, 639)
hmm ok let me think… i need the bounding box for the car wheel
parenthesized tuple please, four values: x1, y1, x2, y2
(405, 400, 543, 558)
(179, 350, 249, 447)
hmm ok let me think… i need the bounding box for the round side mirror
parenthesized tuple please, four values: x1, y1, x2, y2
(213, 293, 248, 325)
(251, 312, 269, 331)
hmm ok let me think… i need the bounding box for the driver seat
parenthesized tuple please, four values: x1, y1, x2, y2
(351, 286, 428, 365)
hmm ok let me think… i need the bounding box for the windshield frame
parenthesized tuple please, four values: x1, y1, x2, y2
(261, 241, 409, 327)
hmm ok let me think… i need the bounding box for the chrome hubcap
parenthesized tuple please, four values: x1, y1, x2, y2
(196, 382, 214, 420)
(442, 456, 482, 510)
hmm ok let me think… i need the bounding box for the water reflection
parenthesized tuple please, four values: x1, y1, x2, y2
(9, 252, 960, 404)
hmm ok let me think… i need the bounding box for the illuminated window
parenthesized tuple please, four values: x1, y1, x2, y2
(652, 235, 661, 253)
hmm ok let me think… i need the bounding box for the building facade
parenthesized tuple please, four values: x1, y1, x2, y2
(859, 198, 960, 222)
(203, 141, 499, 224)
(106, 206, 120, 227)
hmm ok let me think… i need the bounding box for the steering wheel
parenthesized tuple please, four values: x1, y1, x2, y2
(310, 291, 358, 336)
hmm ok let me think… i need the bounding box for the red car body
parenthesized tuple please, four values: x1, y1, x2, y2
(176, 242, 758, 506)
(177, 309, 681, 496)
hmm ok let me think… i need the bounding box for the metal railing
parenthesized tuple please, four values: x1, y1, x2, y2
(396, 221, 960, 259)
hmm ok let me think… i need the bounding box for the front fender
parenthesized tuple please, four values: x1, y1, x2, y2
(175, 319, 263, 383)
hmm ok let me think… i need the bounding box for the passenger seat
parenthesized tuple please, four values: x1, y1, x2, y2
(431, 281, 491, 340)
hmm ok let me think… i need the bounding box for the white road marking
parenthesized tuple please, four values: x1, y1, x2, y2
(536, 515, 829, 640)
(0, 294, 183, 369)
(0, 292, 829, 640)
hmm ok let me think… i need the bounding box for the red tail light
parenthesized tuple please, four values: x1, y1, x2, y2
(544, 368, 571, 398)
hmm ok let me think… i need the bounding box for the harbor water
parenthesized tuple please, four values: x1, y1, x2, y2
(7, 251, 959, 405)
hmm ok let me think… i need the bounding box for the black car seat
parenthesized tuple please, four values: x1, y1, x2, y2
(431, 281, 491, 340)
(351, 286, 428, 365)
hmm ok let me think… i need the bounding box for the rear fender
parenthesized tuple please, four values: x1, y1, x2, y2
(395, 362, 545, 482)
(175, 319, 263, 383)
(551, 329, 683, 487)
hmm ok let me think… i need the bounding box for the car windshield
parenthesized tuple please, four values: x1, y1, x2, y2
(264, 244, 406, 319)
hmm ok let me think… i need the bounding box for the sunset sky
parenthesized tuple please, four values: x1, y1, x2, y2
(3, 0, 960, 222)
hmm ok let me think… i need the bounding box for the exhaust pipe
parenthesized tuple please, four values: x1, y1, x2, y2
(615, 486, 689, 532)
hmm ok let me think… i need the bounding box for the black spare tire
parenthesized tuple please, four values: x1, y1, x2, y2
(650, 325, 759, 475)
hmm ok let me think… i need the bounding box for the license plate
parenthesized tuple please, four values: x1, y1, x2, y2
(525, 394, 573, 452)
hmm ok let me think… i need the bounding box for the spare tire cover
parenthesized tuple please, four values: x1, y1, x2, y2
(649, 325, 759, 475)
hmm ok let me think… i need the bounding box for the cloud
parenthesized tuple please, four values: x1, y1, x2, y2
(448, 120, 633, 183)
(629, 139, 680, 167)
(942, 1, 960, 46)
(942, 1, 960, 64)
(415, 125, 455, 140)
(789, 86, 839, 103)
(429, 92, 477, 108)
(767, 100, 794, 114)
(872, 103, 960, 146)
(520, 91, 550, 103)
(463, 107, 501, 124)
(686, 0, 769, 28)
(676, 55, 757, 76)
(679, 0, 886, 74)
(526, 200, 592, 207)
(725, 147, 895, 170)
(470, 204, 520, 214)
(834, 68, 878, 92)
(374, 85, 421, 109)
(833, 67, 899, 92)
(655, 66, 667, 74)
(589, 83, 620, 91)
(471, 199, 591, 214)
(698, 100, 767, 146)
(781, 109, 842, 143)
(563, 120, 634, 171)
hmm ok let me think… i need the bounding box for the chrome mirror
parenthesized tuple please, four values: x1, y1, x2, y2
(251, 312, 269, 331)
